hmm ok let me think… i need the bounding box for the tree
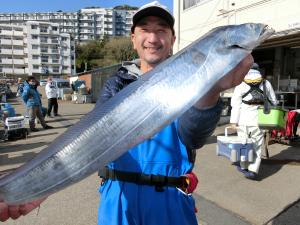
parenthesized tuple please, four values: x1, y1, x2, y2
(76, 37, 137, 72)
(105, 37, 138, 63)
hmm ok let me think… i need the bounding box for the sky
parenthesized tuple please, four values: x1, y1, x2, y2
(1, 0, 173, 13)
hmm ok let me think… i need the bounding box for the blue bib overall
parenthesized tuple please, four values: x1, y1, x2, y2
(98, 121, 197, 225)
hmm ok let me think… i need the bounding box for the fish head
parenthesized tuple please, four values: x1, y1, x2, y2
(224, 23, 274, 51)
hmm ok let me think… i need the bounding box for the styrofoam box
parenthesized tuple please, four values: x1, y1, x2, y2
(5, 116, 25, 131)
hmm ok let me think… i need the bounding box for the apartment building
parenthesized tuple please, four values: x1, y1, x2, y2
(0, 7, 136, 44)
(0, 21, 73, 77)
(173, 0, 300, 92)
(0, 24, 26, 76)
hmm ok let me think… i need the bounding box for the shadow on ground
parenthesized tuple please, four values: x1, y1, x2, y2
(0, 141, 49, 153)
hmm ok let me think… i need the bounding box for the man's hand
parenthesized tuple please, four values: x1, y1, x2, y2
(0, 198, 46, 222)
(195, 54, 254, 109)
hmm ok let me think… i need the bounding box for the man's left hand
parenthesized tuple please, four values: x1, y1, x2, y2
(195, 54, 253, 109)
(0, 198, 46, 222)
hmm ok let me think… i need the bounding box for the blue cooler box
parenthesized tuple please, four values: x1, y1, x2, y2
(0, 103, 15, 117)
(216, 127, 254, 163)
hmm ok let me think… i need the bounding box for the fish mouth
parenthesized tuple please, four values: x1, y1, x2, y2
(231, 24, 275, 51)
(259, 25, 275, 43)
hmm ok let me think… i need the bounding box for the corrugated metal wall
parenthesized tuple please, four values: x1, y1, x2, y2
(91, 64, 122, 102)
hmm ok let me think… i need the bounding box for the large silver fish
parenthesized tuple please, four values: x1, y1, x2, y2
(0, 23, 273, 204)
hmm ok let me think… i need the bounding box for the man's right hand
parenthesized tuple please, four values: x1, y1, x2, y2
(0, 198, 46, 222)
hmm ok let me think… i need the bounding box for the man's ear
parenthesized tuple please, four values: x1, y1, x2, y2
(131, 33, 137, 50)
(171, 35, 176, 46)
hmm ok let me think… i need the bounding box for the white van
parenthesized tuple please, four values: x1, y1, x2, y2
(52, 78, 72, 99)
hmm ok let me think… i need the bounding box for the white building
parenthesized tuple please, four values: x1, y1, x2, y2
(0, 21, 74, 77)
(0, 7, 136, 44)
(0, 24, 27, 76)
(173, 0, 300, 91)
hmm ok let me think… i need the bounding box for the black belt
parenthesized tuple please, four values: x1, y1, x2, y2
(98, 167, 186, 190)
(242, 100, 264, 105)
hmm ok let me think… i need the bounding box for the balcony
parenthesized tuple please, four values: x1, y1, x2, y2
(13, 49, 25, 55)
(0, 58, 25, 65)
(0, 30, 13, 36)
(12, 40, 24, 46)
(0, 67, 26, 74)
(13, 59, 25, 64)
(13, 31, 23, 36)
(0, 39, 12, 45)
(0, 49, 12, 54)
(0, 59, 12, 64)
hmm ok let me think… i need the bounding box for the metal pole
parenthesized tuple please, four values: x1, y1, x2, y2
(73, 35, 76, 75)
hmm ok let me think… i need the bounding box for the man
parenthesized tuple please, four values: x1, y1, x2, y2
(22, 76, 53, 132)
(0, 1, 252, 223)
(97, 2, 253, 225)
(230, 63, 278, 179)
(45, 76, 59, 117)
(16, 78, 24, 97)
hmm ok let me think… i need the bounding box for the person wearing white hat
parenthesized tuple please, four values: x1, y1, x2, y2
(230, 63, 278, 179)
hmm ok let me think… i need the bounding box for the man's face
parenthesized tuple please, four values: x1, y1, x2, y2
(28, 79, 36, 85)
(131, 16, 176, 67)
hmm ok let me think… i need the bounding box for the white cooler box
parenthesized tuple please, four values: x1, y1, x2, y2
(5, 116, 25, 130)
(216, 127, 254, 163)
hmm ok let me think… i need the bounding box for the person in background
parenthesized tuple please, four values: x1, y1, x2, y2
(45, 76, 59, 117)
(230, 63, 278, 179)
(22, 76, 53, 132)
(16, 78, 24, 97)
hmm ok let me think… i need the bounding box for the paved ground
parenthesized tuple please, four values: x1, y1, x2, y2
(1, 86, 300, 225)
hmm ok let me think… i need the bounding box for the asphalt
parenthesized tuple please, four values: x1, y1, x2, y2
(0, 86, 299, 225)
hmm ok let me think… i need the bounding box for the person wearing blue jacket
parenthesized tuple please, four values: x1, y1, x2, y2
(96, 2, 253, 225)
(22, 76, 53, 132)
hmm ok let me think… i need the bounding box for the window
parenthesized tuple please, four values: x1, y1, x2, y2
(52, 26, 58, 31)
(32, 45, 39, 49)
(40, 26, 48, 33)
(57, 82, 70, 88)
(41, 46, 48, 53)
(183, 0, 208, 10)
(51, 37, 59, 43)
(33, 65, 39, 69)
(52, 66, 59, 73)
(32, 55, 39, 59)
(41, 55, 48, 63)
(31, 25, 38, 29)
(40, 36, 48, 43)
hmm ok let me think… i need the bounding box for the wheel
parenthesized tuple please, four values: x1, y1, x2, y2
(216, 145, 219, 156)
(248, 150, 254, 162)
(230, 149, 237, 162)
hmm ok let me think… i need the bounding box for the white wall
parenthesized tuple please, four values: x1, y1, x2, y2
(174, 0, 300, 52)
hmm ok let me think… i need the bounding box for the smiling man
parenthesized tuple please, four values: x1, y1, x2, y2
(97, 1, 253, 225)
(0, 1, 253, 223)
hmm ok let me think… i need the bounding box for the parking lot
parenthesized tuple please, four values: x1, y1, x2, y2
(1, 86, 300, 225)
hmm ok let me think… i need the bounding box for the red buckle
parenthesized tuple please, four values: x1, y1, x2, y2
(179, 172, 198, 194)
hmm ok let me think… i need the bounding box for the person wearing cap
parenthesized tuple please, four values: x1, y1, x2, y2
(230, 63, 278, 179)
(22, 76, 53, 132)
(0, 1, 253, 223)
(96, 1, 253, 225)
(45, 76, 59, 117)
